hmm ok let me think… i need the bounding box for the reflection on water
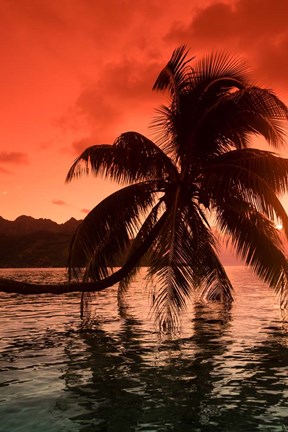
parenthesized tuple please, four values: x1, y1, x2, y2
(0, 267, 288, 431)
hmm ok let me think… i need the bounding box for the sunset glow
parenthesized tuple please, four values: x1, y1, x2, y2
(1, 0, 288, 222)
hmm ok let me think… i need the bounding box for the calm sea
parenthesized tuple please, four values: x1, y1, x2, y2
(0, 267, 288, 432)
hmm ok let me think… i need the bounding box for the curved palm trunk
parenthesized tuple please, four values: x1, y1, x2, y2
(0, 212, 168, 295)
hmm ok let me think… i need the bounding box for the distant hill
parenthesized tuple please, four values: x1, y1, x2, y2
(0, 215, 80, 236)
(0, 215, 82, 268)
(0, 215, 247, 268)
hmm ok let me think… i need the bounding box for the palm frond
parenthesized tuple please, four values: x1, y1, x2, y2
(184, 201, 234, 303)
(151, 52, 250, 164)
(192, 51, 250, 88)
(152, 45, 193, 97)
(228, 87, 288, 147)
(147, 189, 194, 328)
(206, 148, 288, 194)
(68, 181, 160, 282)
(66, 144, 110, 181)
(66, 132, 177, 184)
(202, 155, 288, 238)
(147, 196, 233, 329)
(196, 86, 288, 155)
(117, 200, 165, 296)
(150, 105, 178, 157)
(216, 198, 288, 305)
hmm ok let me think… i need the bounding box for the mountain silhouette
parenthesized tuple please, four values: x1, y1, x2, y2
(0, 216, 81, 267)
(0, 216, 245, 268)
(0, 215, 80, 236)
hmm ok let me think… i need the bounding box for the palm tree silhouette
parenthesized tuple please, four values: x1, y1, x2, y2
(66, 46, 288, 327)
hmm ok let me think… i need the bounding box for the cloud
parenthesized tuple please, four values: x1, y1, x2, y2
(0, 166, 12, 174)
(52, 200, 90, 216)
(58, 0, 288, 158)
(165, 0, 288, 90)
(71, 137, 98, 154)
(52, 199, 68, 206)
(66, 58, 163, 144)
(52, 200, 90, 215)
(0, 152, 28, 164)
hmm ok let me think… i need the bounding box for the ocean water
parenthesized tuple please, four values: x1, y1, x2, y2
(0, 267, 288, 432)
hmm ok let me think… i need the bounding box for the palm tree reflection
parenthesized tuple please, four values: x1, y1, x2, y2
(57, 300, 288, 431)
(60, 301, 233, 430)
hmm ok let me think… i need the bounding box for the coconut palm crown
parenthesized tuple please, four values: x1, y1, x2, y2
(66, 46, 288, 328)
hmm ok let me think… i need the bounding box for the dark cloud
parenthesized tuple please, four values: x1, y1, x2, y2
(65, 0, 288, 153)
(165, 0, 288, 90)
(62, 57, 164, 152)
(0, 152, 28, 164)
(80, 208, 90, 214)
(75, 58, 162, 125)
(76, 89, 120, 129)
(1, 0, 166, 59)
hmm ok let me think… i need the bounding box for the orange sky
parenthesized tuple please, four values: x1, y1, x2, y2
(1, 0, 288, 223)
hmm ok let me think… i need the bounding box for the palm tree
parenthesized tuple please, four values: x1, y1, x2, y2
(66, 46, 288, 328)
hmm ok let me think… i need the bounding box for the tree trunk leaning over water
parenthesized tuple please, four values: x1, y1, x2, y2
(0, 213, 168, 295)
(0, 277, 112, 295)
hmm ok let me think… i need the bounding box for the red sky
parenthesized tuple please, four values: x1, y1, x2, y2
(1, 0, 288, 223)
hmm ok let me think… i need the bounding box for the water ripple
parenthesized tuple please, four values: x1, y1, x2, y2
(0, 267, 288, 431)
